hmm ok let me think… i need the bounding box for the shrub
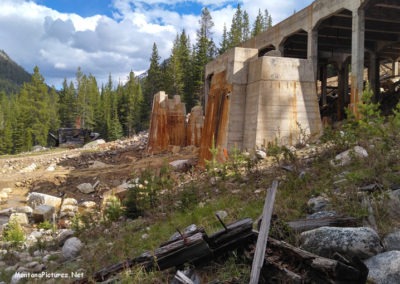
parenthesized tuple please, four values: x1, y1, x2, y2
(103, 196, 124, 222)
(2, 219, 25, 247)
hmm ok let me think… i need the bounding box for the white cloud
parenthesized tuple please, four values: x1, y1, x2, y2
(0, 0, 312, 88)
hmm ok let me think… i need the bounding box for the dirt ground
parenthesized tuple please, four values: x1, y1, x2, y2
(0, 137, 198, 210)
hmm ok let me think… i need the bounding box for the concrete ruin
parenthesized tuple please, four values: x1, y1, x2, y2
(149, 0, 400, 161)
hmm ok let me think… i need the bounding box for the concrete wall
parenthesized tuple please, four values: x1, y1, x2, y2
(205, 49, 322, 153)
(245, 57, 322, 149)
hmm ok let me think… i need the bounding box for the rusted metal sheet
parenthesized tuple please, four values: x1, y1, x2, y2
(199, 71, 232, 165)
(147, 92, 204, 153)
(147, 92, 186, 153)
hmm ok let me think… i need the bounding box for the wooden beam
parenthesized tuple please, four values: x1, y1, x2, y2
(249, 180, 278, 284)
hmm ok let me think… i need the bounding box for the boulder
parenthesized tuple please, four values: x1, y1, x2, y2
(83, 139, 106, 149)
(169, 159, 191, 171)
(27, 192, 62, 209)
(383, 230, 400, 251)
(388, 189, 400, 218)
(15, 206, 33, 215)
(61, 205, 78, 213)
(62, 237, 83, 260)
(300, 226, 383, 260)
(331, 146, 368, 167)
(62, 198, 78, 206)
(364, 251, 400, 284)
(80, 201, 97, 209)
(89, 161, 109, 169)
(77, 183, 95, 194)
(9, 213, 28, 225)
(56, 229, 75, 246)
(19, 163, 37, 173)
(307, 196, 329, 213)
(32, 205, 55, 223)
(255, 150, 267, 160)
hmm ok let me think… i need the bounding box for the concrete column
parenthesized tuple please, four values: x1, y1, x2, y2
(320, 64, 328, 106)
(392, 60, 399, 76)
(337, 62, 346, 120)
(343, 61, 350, 106)
(368, 52, 380, 102)
(308, 29, 318, 80)
(350, 8, 365, 117)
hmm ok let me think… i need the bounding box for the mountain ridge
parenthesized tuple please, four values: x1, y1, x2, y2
(0, 50, 32, 95)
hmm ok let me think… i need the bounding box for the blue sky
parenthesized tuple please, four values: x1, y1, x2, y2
(0, 0, 313, 87)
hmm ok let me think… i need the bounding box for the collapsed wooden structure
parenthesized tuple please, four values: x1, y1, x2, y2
(75, 216, 368, 283)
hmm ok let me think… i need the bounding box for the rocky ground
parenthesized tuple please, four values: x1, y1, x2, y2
(0, 132, 399, 283)
(0, 132, 200, 283)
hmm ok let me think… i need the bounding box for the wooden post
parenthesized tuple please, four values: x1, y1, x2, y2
(249, 180, 278, 284)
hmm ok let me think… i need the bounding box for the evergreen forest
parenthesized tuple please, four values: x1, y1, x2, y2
(0, 5, 272, 155)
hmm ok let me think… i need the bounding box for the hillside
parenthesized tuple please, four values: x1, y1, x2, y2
(0, 50, 31, 95)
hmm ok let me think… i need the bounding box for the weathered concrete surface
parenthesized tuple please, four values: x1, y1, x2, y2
(244, 56, 322, 148)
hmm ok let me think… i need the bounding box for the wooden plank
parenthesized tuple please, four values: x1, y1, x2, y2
(287, 216, 358, 232)
(249, 180, 278, 284)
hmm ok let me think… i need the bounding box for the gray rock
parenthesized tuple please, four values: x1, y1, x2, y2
(255, 150, 267, 160)
(27, 192, 62, 209)
(307, 211, 337, 219)
(32, 205, 55, 223)
(80, 201, 96, 209)
(60, 205, 78, 213)
(56, 229, 75, 246)
(307, 196, 329, 213)
(9, 213, 28, 225)
(62, 237, 83, 260)
(388, 189, 400, 218)
(300, 226, 383, 260)
(77, 183, 95, 194)
(215, 210, 228, 220)
(89, 161, 109, 169)
(19, 163, 37, 173)
(16, 206, 33, 215)
(364, 251, 400, 284)
(62, 198, 78, 206)
(169, 159, 190, 171)
(383, 230, 400, 251)
(83, 139, 106, 149)
(331, 146, 368, 167)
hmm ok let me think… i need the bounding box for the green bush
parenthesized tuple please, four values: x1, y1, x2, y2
(103, 196, 124, 222)
(2, 219, 25, 246)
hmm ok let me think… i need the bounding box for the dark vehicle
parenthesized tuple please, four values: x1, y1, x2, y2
(49, 128, 100, 148)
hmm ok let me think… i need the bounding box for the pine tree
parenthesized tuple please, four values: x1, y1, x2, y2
(119, 71, 143, 136)
(143, 43, 163, 121)
(59, 79, 77, 128)
(193, 7, 216, 107)
(219, 23, 229, 54)
(265, 9, 273, 29)
(252, 9, 265, 37)
(0, 92, 13, 154)
(228, 4, 243, 48)
(242, 11, 250, 42)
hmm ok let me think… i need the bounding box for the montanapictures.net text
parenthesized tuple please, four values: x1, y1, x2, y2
(15, 271, 84, 279)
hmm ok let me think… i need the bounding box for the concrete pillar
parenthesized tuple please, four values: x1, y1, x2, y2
(368, 52, 380, 102)
(343, 61, 350, 106)
(350, 8, 365, 117)
(337, 63, 346, 120)
(392, 60, 399, 76)
(308, 29, 318, 80)
(320, 64, 328, 106)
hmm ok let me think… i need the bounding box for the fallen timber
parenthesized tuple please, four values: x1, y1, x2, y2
(75, 216, 368, 283)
